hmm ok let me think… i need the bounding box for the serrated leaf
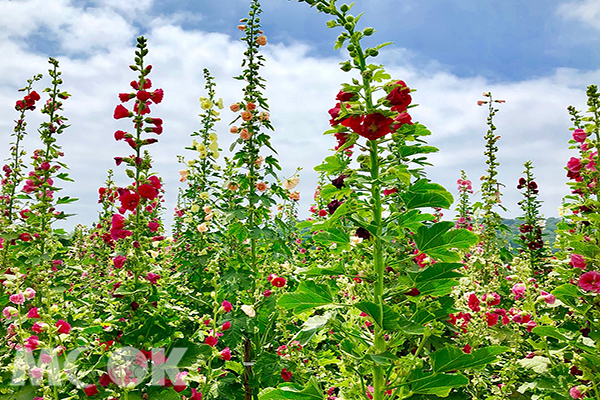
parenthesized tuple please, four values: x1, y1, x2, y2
(259, 376, 324, 400)
(405, 370, 469, 396)
(431, 345, 508, 373)
(278, 281, 334, 314)
(401, 180, 453, 209)
(314, 156, 344, 174)
(413, 222, 478, 262)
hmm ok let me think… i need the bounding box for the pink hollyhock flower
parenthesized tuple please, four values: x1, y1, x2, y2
(113, 104, 130, 119)
(281, 368, 292, 382)
(56, 319, 71, 334)
(220, 347, 232, 361)
(24, 288, 36, 299)
(483, 292, 501, 306)
(173, 371, 188, 393)
(205, 336, 218, 347)
(579, 271, 600, 293)
(567, 157, 582, 173)
(463, 344, 472, 354)
(27, 307, 41, 318)
(271, 276, 287, 288)
(468, 293, 481, 312)
(573, 129, 587, 143)
(30, 367, 43, 379)
(526, 320, 537, 332)
(221, 321, 231, 331)
(113, 255, 127, 269)
(190, 388, 202, 400)
(25, 335, 39, 352)
(540, 290, 556, 305)
(41, 353, 53, 364)
(3, 306, 18, 319)
(511, 283, 526, 300)
(146, 273, 161, 285)
(148, 175, 161, 190)
(148, 222, 160, 232)
(263, 289, 272, 297)
(221, 300, 233, 313)
(83, 383, 98, 396)
(571, 254, 586, 269)
(9, 293, 25, 305)
(570, 386, 584, 399)
(32, 322, 48, 333)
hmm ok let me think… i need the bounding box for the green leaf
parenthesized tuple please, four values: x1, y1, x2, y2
(412, 263, 463, 297)
(56, 196, 78, 205)
(313, 228, 349, 247)
(406, 369, 469, 396)
(259, 377, 324, 400)
(368, 351, 398, 365)
(401, 180, 453, 209)
(531, 326, 568, 342)
(552, 284, 590, 314)
(400, 145, 439, 158)
(314, 156, 344, 174)
(293, 312, 333, 346)
(354, 301, 402, 331)
(413, 222, 478, 262)
(431, 345, 508, 373)
(278, 281, 334, 314)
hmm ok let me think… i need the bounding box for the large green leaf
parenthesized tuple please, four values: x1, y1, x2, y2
(430, 345, 508, 373)
(405, 369, 469, 396)
(401, 180, 453, 209)
(259, 377, 324, 400)
(293, 312, 333, 346)
(413, 222, 478, 262)
(552, 284, 591, 314)
(412, 263, 464, 297)
(278, 281, 334, 314)
(314, 155, 344, 174)
(354, 301, 400, 331)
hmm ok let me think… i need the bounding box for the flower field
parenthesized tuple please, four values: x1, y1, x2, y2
(1, 1, 599, 399)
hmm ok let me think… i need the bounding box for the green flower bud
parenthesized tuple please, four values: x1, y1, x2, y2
(340, 4, 349, 12)
(340, 61, 352, 72)
(364, 27, 375, 36)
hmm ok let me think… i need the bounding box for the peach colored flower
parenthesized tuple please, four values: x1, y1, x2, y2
(496, 100, 506, 103)
(289, 191, 300, 201)
(240, 129, 251, 140)
(246, 102, 256, 111)
(255, 156, 264, 167)
(227, 182, 239, 191)
(230, 126, 239, 134)
(477, 101, 487, 106)
(203, 206, 212, 214)
(179, 170, 189, 182)
(256, 182, 268, 192)
(230, 103, 241, 112)
(283, 177, 299, 190)
(256, 35, 267, 46)
(259, 111, 270, 121)
(197, 223, 208, 233)
(238, 25, 246, 31)
(241, 111, 253, 121)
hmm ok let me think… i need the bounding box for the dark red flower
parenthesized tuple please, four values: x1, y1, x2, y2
(281, 368, 292, 382)
(113, 105, 131, 119)
(336, 90, 356, 102)
(355, 227, 371, 240)
(340, 114, 364, 133)
(148, 175, 161, 190)
(358, 113, 393, 140)
(119, 93, 134, 102)
(138, 184, 157, 200)
(331, 174, 348, 189)
(84, 384, 98, 396)
(391, 112, 413, 130)
(152, 89, 164, 104)
(113, 255, 126, 269)
(467, 293, 480, 312)
(99, 373, 111, 387)
(114, 130, 126, 141)
(386, 80, 411, 112)
(119, 191, 140, 212)
(136, 91, 152, 102)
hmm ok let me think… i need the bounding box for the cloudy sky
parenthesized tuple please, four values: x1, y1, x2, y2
(1, 0, 600, 231)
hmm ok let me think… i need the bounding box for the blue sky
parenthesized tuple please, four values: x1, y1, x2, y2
(2, 0, 600, 230)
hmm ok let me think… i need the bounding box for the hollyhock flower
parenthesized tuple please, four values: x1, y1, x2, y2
(3, 306, 18, 319)
(148, 175, 161, 190)
(240, 129, 252, 140)
(138, 184, 158, 200)
(230, 103, 241, 112)
(221, 300, 233, 313)
(25, 335, 39, 352)
(485, 312, 499, 327)
(567, 157, 582, 173)
(30, 367, 43, 379)
(539, 290, 556, 305)
(119, 93, 134, 102)
(173, 371, 188, 393)
(462, 344, 472, 354)
(467, 293, 480, 312)
(56, 319, 71, 334)
(146, 273, 161, 285)
(151, 88, 164, 104)
(19, 233, 32, 242)
(9, 293, 25, 305)
(327, 199, 343, 215)
(256, 182, 268, 192)
(205, 336, 218, 347)
(113, 255, 127, 269)
(383, 187, 398, 196)
(357, 113, 394, 140)
(336, 90, 357, 102)
(392, 112, 413, 130)
(340, 114, 364, 133)
(191, 388, 202, 400)
(99, 373, 111, 387)
(579, 271, 600, 293)
(27, 308, 41, 318)
(137, 90, 152, 102)
(511, 283, 526, 300)
(386, 80, 412, 112)
(271, 276, 287, 288)
(113, 105, 131, 119)
(114, 130, 127, 141)
(283, 176, 300, 190)
(573, 129, 587, 143)
(570, 386, 584, 399)
(318, 209, 327, 217)
(241, 304, 256, 317)
(281, 368, 292, 382)
(41, 353, 53, 364)
(179, 169, 189, 182)
(355, 227, 372, 240)
(571, 254, 587, 269)
(526, 320, 537, 332)
(263, 289, 272, 297)
(483, 292, 501, 306)
(32, 322, 48, 333)
(221, 347, 232, 361)
(119, 191, 140, 212)
(83, 384, 98, 396)
(148, 222, 160, 232)
(256, 35, 267, 46)
(221, 321, 231, 331)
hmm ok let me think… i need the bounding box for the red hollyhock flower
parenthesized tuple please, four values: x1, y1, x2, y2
(28, 91, 41, 101)
(148, 175, 161, 190)
(56, 319, 71, 334)
(391, 112, 413, 130)
(84, 384, 98, 396)
(271, 276, 286, 287)
(467, 293, 480, 312)
(190, 388, 202, 400)
(462, 344, 472, 354)
(113, 105, 131, 119)
(579, 271, 600, 293)
(136, 91, 152, 102)
(119, 93, 134, 102)
(220, 347, 232, 361)
(358, 113, 393, 140)
(567, 157, 582, 173)
(205, 336, 218, 347)
(281, 368, 292, 382)
(485, 312, 499, 327)
(336, 90, 357, 102)
(152, 89, 164, 104)
(113, 255, 126, 269)
(114, 130, 126, 141)
(138, 184, 157, 200)
(386, 80, 412, 112)
(221, 321, 231, 331)
(99, 373, 111, 387)
(133, 101, 151, 115)
(341, 114, 364, 133)
(119, 191, 140, 212)
(146, 272, 161, 285)
(148, 222, 160, 232)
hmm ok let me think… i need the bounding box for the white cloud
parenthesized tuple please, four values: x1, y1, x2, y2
(0, 1, 596, 232)
(557, 0, 600, 30)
